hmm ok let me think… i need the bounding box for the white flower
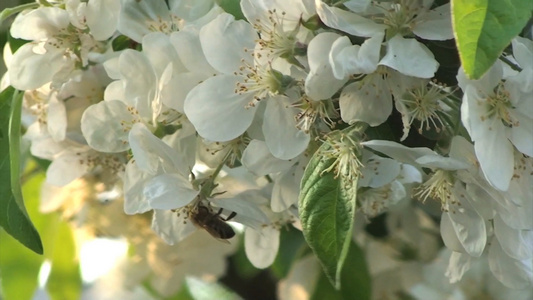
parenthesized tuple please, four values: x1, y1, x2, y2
(117, 0, 220, 42)
(8, 2, 118, 90)
(81, 32, 195, 153)
(185, 13, 311, 159)
(457, 38, 533, 191)
(315, 0, 451, 78)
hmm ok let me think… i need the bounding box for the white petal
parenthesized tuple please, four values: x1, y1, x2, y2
(81, 100, 134, 152)
(169, 0, 214, 21)
(142, 32, 186, 76)
(440, 212, 466, 253)
(488, 238, 533, 289)
(446, 186, 487, 257)
(412, 4, 453, 41)
(117, 0, 172, 42)
(339, 79, 392, 126)
(305, 32, 348, 100)
(144, 173, 198, 210)
(445, 251, 472, 283)
(263, 97, 310, 160)
(11, 7, 69, 40)
(510, 111, 533, 156)
(47, 96, 67, 142)
(245, 226, 280, 269)
(329, 33, 382, 79)
(8, 43, 65, 90)
(398, 164, 422, 184)
(152, 209, 197, 245)
(359, 156, 400, 188)
(415, 155, 469, 170)
(473, 122, 513, 191)
(361, 140, 436, 166)
(200, 13, 256, 74)
(456, 62, 502, 93)
(271, 166, 302, 212)
(214, 198, 269, 230)
(119, 50, 155, 119)
(162, 72, 207, 113)
(46, 152, 90, 186)
(512, 36, 533, 70)
(315, 1, 386, 37)
(123, 160, 152, 214)
(242, 140, 293, 176)
(493, 192, 533, 230)
(86, 0, 120, 40)
(379, 35, 438, 78)
(494, 215, 533, 260)
(184, 74, 257, 141)
(170, 29, 217, 75)
(128, 123, 187, 175)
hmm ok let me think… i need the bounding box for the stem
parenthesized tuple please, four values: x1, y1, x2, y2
(499, 55, 522, 72)
(0, 3, 39, 25)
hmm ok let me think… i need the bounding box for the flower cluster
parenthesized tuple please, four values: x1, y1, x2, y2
(3, 0, 531, 298)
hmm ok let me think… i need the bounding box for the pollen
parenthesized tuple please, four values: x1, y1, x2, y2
(397, 80, 450, 139)
(319, 129, 364, 181)
(414, 169, 458, 212)
(484, 82, 518, 128)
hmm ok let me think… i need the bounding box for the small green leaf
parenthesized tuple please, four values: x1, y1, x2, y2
(452, 0, 533, 79)
(46, 221, 82, 300)
(216, 0, 245, 20)
(0, 86, 43, 254)
(112, 35, 134, 52)
(310, 241, 372, 300)
(299, 143, 358, 289)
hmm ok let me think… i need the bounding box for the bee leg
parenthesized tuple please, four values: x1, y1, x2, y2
(215, 208, 237, 221)
(224, 211, 237, 221)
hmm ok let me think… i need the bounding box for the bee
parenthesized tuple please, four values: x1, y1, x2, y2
(191, 204, 236, 241)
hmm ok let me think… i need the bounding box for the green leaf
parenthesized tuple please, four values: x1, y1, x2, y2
(0, 163, 55, 300)
(270, 226, 307, 279)
(310, 241, 372, 300)
(339, 241, 371, 300)
(0, 230, 42, 300)
(299, 143, 358, 289)
(216, 0, 245, 20)
(452, 0, 533, 79)
(311, 271, 344, 300)
(46, 221, 82, 300)
(112, 35, 134, 52)
(0, 86, 43, 254)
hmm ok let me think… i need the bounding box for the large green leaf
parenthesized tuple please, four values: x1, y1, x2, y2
(310, 241, 372, 300)
(270, 226, 306, 279)
(0, 165, 56, 300)
(452, 0, 533, 79)
(46, 221, 82, 300)
(0, 86, 43, 254)
(299, 142, 358, 289)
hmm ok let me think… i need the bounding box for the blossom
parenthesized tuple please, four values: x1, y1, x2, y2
(457, 38, 533, 191)
(184, 12, 312, 159)
(8, 1, 119, 90)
